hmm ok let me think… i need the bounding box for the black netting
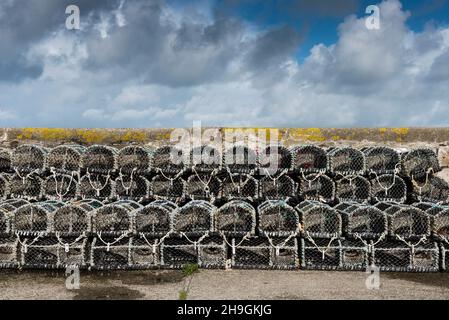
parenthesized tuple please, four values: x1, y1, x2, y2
(363, 146, 400, 174)
(297, 200, 342, 238)
(161, 237, 199, 269)
(190, 145, 222, 173)
(0, 237, 19, 268)
(44, 173, 79, 201)
(328, 147, 365, 175)
(117, 145, 153, 174)
(115, 173, 150, 201)
(12, 144, 48, 174)
(412, 175, 449, 203)
(214, 200, 255, 236)
(51, 200, 100, 236)
(12, 202, 63, 235)
(90, 236, 130, 270)
(258, 145, 292, 175)
(221, 172, 258, 201)
(172, 200, 214, 236)
(0, 148, 12, 172)
(290, 145, 328, 173)
(82, 145, 118, 174)
(134, 200, 176, 237)
(339, 239, 371, 271)
(128, 237, 161, 269)
(335, 175, 371, 203)
(299, 173, 335, 202)
(9, 173, 44, 200)
(0, 202, 16, 235)
(0, 173, 10, 200)
(259, 174, 296, 200)
(91, 201, 138, 236)
(152, 145, 185, 174)
(223, 145, 257, 174)
(186, 173, 221, 200)
(300, 238, 341, 270)
(198, 236, 227, 269)
(151, 174, 185, 202)
(402, 148, 440, 180)
(46, 145, 85, 173)
(370, 174, 407, 203)
(258, 200, 299, 236)
(382, 204, 430, 240)
(79, 173, 115, 200)
(428, 205, 449, 242)
(441, 242, 449, 271)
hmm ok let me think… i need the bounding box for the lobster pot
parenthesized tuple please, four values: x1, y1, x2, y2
(90, 236, 130, 270)
(299, 173, 335, 202)
(186, 173, 221, 200)
(152, 145, 185, 174)
(290, 145, 327, 173)
(223, 145, 257, 174)
(335, 175, 370, 203)
(383, 205, 430, 240)
(12, 202, 63, 235)
(258, 145, 292, 175)
(190, 145, 222, 173)
(402, 148, 440, 180)
(79, 173, 115, 200)
(428, 206, 449, 242)
(9, 173, 44, 200)
(44, 173, 79, 201)
(0, 173, 10, 200)
(214, 200, 256, 236)
(372, 240, 439, 272)
(297, 201, 342, 238)
(370, 174, 407, 203)
(258, 201, 299, 236)
(412, 176, 449, 203)
(128, 237, 161, 269)
(21, 236, 88, 269)
(151, 175, 185, 202)
(117, 145, 154, 174)
(441, 242, 449, 271)
(0, 148, 12, 172)
(82, 145, 118, 174)
(92, 201, 139, 236)
(335, 203, 387, 240)
(51, 201, 99, 236)
(231, 237, 298, 269)
(161, 237, 199, 269)
(173, 200, 214, 236)
(198, 236, 227, 269)
(363, 147, 400, 174)
(46, 145, 85, 173)
(0, 237, 20, 268)
(328, 147, 365, 175)
(134, 200, 176, 237)
(221, 173, 258, 201)
(115, 174, 150, 201)
(259, 175, 296, 200)
(12, 145, 48, 173)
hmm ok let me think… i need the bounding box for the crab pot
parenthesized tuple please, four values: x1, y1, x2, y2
(151, 174, 185, 202)
(258, 145, 292, 175)
(134, 200, 176, 237)
(13, 202, 63, 235)
(290, 145, 328, 173)
(9, 173, 44, 200)
(115, 174, 150, 201)
(12, 144, 48, 173)
(370, 174, 407, 203)
(300, 238, 341, 270)
(46, 145, 85, 173)
(20, 236, 89, 269)
(190, 145, 222, 173)
(386, 205, 430, 240)
(173, 200, 214, 236)
(82, 145, 118, 174)
(0, 148, 12, 172)
(0, 237, 20, 268)
(428, 206, 449, 242)
(198, 236, 227, 269)
(231, 237, 298, 269)
(79, 173, 115, 200)
(363, 146, 400, 174)
(152, 145, 185, 174)
(186, 173, 221, 200)
(441, 242, 449, 271)
(335, 203, 387, 240)
(402, 148, 440, 180)
(335, 175, 370, 203)
(299, 173, 335, 203)
(161, 237, 199, 269)
(0, 173, 10, 200)
(223, 145, 257, 174)
(297, 201, 342, 238)
(44, 173, 79, 201)
(51, 201, 99, 236)
(259, 175, 296, 200)
(128, 237, 161, 269)
(117, 145, 154, 174)
(372, 240, 439, 272)
(92, 201, 138, 236)
(412, 176, 449, 203)
(328, 147, 365, 175)
(214, 200, 256, 236)
(90, 236, 130, 270)
(258, 201, 299, 236)
(221, 173, 258, 201)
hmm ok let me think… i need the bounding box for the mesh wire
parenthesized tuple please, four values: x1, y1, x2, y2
(258, 200, 299, 236)
(190, 145, 222, 173)
(297, 200, 342, 238)
(151, 174, 185, 202)
(221, 173, 258, 201)
(290, 145, 328, 173)
(46, 145, 85, 173)
(172, 200, 214, 236)
(44, 173, 79, 201)
(12, 144, 48, 173)
(115, 173, 150, 201)
(441, 242, 449, 271)
(152, 145, 185, 174)
(117, 145, 153, 174)
(223, 145, 257, 174)
(214, 200, 256, 236)
(412, 175, 449, 203)
(370, 174, 407, 203)
(328, 147, 365, 175)
(82, 145, 118, 174)
(363, 146, 400, 174)
(258, 145, 292, 175)
(0, 201, 17, 235)
(335, 175, 371, 203)
(0, 148, 12, 172)
(9, 173, 44, 200)
(161, 237, 199, 269)
(51, 200, 101, 236)
(129, 237, 160, 269)
(0, 173, 10, 200)
(425, 205, 449, 242)
(12, 202, 64, 235)
(0, 237, 19, 268)
(402, 148, 440, 179)
(299, 173, 335, 202)
(79, 173, 115, 200)
(186, 173, 221, 200)
(259, 174, 296, 200)
(197, 236, 227, 269)
(91, 201, 139, 236)
(300, 238, 341, 270)
(90, 236, 130, 270)
(134, 200, 176, 237)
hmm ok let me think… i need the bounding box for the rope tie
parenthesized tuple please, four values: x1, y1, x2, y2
(220, 231, 251, 255)
(180, 231, 209, 250)
(139, 231, 172, 253)
(15, 168, 39, 184)
(354, 233, 386, 254)
(16, 231, 44, 254)
(158, 168, 184, 187)
(193, 166, 217, 197)
(411, 168, 434, 200)
(301, 171, 323, 189)
(51, 168, 76, 200)
(87, 169, 110, 197)
(266, 233, 297, 256)
(226, 167, 251, 196)
(55, 232, 86, 253)
(119, 167, 137, 195)
(305, 231, 337, 261)
(97, 231, 129, 252)
(396, 235, 427, 265)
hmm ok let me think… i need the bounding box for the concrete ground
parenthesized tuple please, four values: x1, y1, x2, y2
(1, 269, 449, 300)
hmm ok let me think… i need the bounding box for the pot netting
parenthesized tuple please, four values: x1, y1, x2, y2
(383, 205, 430, 240)
(412, 175, 449, 203)
(152, 145, 185, 174)
(161, 237, 202, 269)
(151, 174, 185, 202)
(258, 200, 299, 236)
(92, 202, 137, 236)
(117, 145, 154, 174)
(190, 145, 222, 173)
(134, 200, 176, 237)
(9, 173, 44, 200)
(328, 147, 365, 175)
(44, 173, 79, 201)
(402, 148, 440, 180)
(0, 148, 12, 172)
(46, 145, 85, 173)
(12, 144, 48, 173)
(128, 237, 161, 269)
(299, 173, 335, 202)
(297, 201, 342, 238)
(0, 202, 17, 235)
(290, 145, 328, 173)
(186, 173, 221, 200)
(0, 173, 10, 200)
(90, 236, 130, 270)
(0, 237, 20, 268)
(12, 202, 63, 235)
(51, 201, 98, 236)
(79, 173, 115, 200)
(214, 200, 256, 236)
(172, 200, 214, 236)
(258, 145, 292, 175)
(370, 174, 407, 203)
(221, 173, 258, 201)
(223, 145, 257, 174)
(259, 174, 296, 200)
(115, 173, 150, 201)
(335, 175, 370, 203)
(197, 236, 227, 269)
(428, 206, 449, 242)
(82, 145, 118, 174)
(363, 146, 400, 174)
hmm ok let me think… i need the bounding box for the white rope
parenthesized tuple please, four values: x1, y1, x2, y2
(97, 231, 129, 252)
(266, 233, 297, 256)
(139, 231, 172, 254)
(301, 171, 323, 189)
(354, 233, 386, 253)
(158, 168, 184, 182)
(192, 166, 217, 196)
(16, 232, 44, 253)
(305, 231, 337, 261)
(51, 169, 76, 199)
(87, 169, 110, 197)
(219, 231, 251, 255)
(14, 168, 39, 184)
(55, 232, 86, 253)
(396, 234, 428, 265)
(411, 167, 434, 199)
(119, 167, 137, 195)
(226, 167, 252, 195)
(180, 231, 209, 250)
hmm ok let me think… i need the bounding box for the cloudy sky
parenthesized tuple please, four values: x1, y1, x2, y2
(0, 0, 449, 128)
